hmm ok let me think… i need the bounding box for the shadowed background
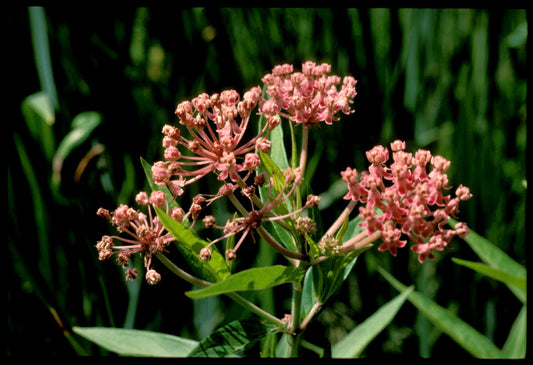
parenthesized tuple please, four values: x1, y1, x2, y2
(8, 7, 526, 356)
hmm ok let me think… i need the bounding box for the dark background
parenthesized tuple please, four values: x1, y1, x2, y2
(7, 7, 527, 356)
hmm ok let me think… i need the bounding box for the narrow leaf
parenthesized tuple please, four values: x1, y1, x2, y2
(449, 219, 526, 278)
(52, 111, 101, 186)
(449, 219, 526, 302)
(188, 317, 279, 357)
(502, 305, 527, 358)
(186, 265, 304, 299)
(451, 258, 526, 291)
(258, 150, 290, 212)
(73, 327, 198, 357)
(378, 267, 504, 358)
(155, 207, 230, 282)
(20, 91, 55, 160)
(332, 286, 413, 358)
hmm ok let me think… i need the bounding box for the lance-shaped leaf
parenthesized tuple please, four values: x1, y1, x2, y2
(502, 305, 527, 358)
(73, 327, 198, 357)
(449, 218, 526, 302)
(187, 317, 281, 357)
(186, 265, 305, 299)
(379, 267, 504, 358)
(332, 286, 413, 358)
(155, 207, 230, 282)
(452, 257, 526, 292)
(52, 111, 101, 187)
(258, 150, 291, 215)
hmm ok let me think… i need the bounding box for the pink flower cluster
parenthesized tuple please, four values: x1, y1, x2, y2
(341, 140, 472, 263)
(96, 191, 183, 284)
(260, 61, 358, 126)
(152, 87, 275, 197)
(199, 166, 321, 262)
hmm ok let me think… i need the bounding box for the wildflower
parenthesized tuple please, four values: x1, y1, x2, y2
(260, 61, 357, 126)
(341, 140, 472, 263)
(154, 86, 277, 196)
(96, 191, 179, 283)
(198, 169, 318, 262)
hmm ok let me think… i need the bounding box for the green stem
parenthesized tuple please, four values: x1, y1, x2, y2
(157, 253, 287, 329)
(228, 191, 307, 262)
(157, 253, 211, 288)
(226, 292, 286, 328)
(287, 279, 303, 357)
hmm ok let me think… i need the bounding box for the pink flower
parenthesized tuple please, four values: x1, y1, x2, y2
(259, 61, 357, 126)
(342, 140, 472, 263)
(96, 191, 181, 283)
(155, 86, 276, 196)
(198, 167, 319, 262)
(378, 224, 407, 256)
(341, 167, 368, 202)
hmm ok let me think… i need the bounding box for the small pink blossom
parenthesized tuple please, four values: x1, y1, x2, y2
(96, 191, 180, 283)
(260, 61, 357, 126)
(155, 86, 277, 196)
(342, 140, 472, 263)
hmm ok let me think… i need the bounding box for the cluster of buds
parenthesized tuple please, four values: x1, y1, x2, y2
(152, 87, 275, 197)
(341, 140, 472, 263)
(96, 191, 183, 284)
(260, 60, 357, 126)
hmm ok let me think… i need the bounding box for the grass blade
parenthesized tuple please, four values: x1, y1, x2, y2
(332, 286, 413, 358)
(378, 267, 504, 358)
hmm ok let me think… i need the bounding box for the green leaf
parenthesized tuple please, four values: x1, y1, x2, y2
(72, 327, 198, 357)
(450, 219, 526, 302)
(301, 214, 372, 316)
(258, 150, 290, 211)
(451, 257, 526, 291)
(502, 305, 526, 358)
(332, 286, 413, 358)
(52, 111, 101, 186)
(257, 149, 296, 251)
(186, 265, 304, 299)
(317, 245, 372, 304)
(155, 207, 230, 282)
(187, 317, 279, 357)
(20, 91, 55, 160)
(378, 267, 504, 358)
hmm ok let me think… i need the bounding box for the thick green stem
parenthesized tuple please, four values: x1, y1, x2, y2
(287, 279, 303, 357)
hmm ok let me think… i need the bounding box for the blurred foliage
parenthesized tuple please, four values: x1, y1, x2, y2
(7, 7, 526, 357)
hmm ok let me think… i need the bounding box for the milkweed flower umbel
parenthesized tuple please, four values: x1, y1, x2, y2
(341, 140, 472, 263)
(153, 87, 276, 196)
(260, 61, 357, 126)
(96, 191, 182, 284)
